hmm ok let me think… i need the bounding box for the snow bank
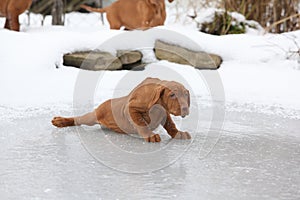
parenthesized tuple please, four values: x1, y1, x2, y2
(0, 13, 300, 120)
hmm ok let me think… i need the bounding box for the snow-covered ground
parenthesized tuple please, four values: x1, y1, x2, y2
(1, 12, 300, 117)
(1, 10, 300, 199)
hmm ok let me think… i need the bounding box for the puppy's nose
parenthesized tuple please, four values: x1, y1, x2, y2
(181, 107, 189, 115)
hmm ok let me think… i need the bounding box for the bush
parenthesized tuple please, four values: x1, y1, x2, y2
(222, 0, 300, 33)
(195, 9, 261, 35)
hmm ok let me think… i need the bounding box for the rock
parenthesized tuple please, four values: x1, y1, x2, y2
(63, 51, 122, 71)
(117, 50, 143, 65)
(63, 52, 89, 67)
(154, 40, 222, 69)
(122, 62, 146, 71)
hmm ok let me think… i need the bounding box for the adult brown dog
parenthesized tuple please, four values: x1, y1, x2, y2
(0, 0, 32, 31)
(81, 0, 174, 30)
(52, 77, 191, 143)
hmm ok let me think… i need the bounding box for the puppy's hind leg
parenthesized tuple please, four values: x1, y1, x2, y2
(52, 111, 99, 128)
(106, 13, 122, 30)
(4, 19, 10, 29)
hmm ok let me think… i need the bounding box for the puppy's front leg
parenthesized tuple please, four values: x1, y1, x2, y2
(128, 109, 161, 143)
(163, 114, 191, 140)
(136, 126, 161, 143)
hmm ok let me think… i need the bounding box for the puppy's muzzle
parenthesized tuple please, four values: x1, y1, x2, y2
(181, 106, 189, 118)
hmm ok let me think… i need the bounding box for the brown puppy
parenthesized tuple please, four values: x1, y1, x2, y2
(52, 77, 191, 142)
(0, 0, 32, 31)
(80, 0, 174, 30)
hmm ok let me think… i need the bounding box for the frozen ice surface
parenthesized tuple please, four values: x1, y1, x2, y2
(0, 102, 299, 199)
(1, 12, 300, 200)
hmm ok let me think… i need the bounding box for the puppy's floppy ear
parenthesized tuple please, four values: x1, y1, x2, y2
(148, 85, 165, 109)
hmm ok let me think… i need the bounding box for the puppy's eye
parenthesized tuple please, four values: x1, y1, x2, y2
(170, 93, 176, 98)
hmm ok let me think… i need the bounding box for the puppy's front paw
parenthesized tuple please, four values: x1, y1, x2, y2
(52, 117, 74, 128)
(173, 131, 191, 140)
(145, 134, 161, 143)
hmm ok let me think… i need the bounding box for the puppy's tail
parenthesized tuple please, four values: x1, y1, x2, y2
(80, 4, 106, 13)
(52, 111, 99, 128)
(52, 116, 75, 128)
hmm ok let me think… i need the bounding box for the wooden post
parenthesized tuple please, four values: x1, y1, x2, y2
(95, 0, 104, 25)
(51, 0, 64, 25)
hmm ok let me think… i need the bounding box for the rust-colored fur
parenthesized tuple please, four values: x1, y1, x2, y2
(81, 0, 174, 30)
(0, 0, 32, 31)
(52, 77, 191, 143)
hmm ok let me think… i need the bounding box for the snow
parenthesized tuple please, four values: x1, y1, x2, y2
(1, 13, 300, 118)
(1, 9, 300, 200)
(195, 8, 221, 24)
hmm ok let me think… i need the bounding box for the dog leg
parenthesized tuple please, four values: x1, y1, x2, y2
(6, 14, 20, 31)
(106, 14, 122, 30)
(52, 111, 99, 128)
(128, 109, 161, 142)
(4, 19, 10, 29)
(137, 126, 161, 142)
(163, 114, 191, 140)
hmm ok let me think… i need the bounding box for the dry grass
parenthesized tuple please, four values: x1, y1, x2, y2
(222, 0, 300, 33)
